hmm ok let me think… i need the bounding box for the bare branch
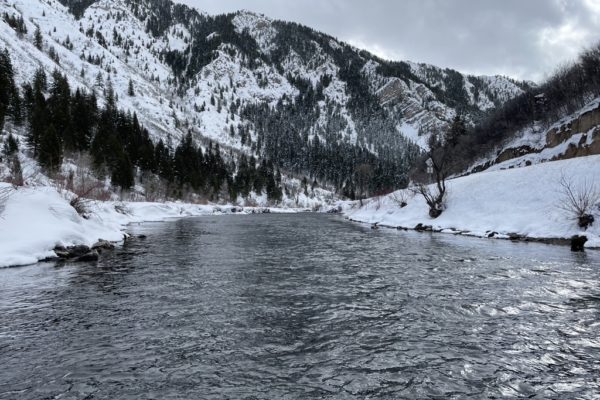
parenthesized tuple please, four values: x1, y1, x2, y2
(557, 173, 600, 229)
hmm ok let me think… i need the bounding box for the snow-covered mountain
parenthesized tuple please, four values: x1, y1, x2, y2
(0, 0, 528, 192)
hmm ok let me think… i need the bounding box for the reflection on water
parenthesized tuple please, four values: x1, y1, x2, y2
(1, 214, 600, 399)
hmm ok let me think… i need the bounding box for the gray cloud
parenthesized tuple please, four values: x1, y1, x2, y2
(174, 0, 600, 82)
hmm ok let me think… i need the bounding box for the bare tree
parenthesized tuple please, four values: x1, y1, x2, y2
(411, 132, 455, 218)
(558, 174, 600, 229)
(391, 190, 410, 208)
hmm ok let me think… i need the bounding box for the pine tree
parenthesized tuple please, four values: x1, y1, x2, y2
(2, 133, 19, 157)
(48, 70, 73, 149)
(94, 71, 104, 89)
(34, 26, 43, 50)
(38, 124, 62, 172)
(127, 79, 135, 96)
(111, 151, 134, 189)
(105, 78, 116, 111)
(75, 89, 99, 151)
(8, 86, 23, 126)
(0, 49, 16, 131)
(25, 69, 49, 156)
(446, 114, 467, 148)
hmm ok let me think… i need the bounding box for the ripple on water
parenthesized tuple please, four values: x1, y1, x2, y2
(1, 214, 600, 399)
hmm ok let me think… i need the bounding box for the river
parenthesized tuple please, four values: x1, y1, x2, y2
(1, 214, 599, 399)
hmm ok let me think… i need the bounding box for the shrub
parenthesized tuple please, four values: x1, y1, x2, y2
(558, 174, 600, 229)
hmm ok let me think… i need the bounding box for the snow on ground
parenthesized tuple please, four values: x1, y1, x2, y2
(346, 156, 600, 248)
(0, 183, 299, 269)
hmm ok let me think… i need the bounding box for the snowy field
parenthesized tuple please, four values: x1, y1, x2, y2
(0, 184, 298, 268)
(346, 155, 600, 248)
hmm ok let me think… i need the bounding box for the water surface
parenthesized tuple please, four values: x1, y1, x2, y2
(1, 214, 599, 399)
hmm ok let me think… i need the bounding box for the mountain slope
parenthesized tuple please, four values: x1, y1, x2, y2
(1, 0, 527, 196)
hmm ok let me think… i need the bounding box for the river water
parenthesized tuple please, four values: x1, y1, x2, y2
(1, 214, 600, 399)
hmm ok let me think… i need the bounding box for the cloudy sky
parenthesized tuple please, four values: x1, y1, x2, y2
(174, 0, 600, 82)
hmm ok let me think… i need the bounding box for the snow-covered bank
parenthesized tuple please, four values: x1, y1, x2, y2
(346, 156, 600, 248)
(0, 184, 298, 268)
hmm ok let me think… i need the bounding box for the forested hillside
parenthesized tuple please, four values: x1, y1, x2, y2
(1, 0, 527, 202)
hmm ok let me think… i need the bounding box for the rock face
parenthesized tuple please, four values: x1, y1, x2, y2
(495, 146, 538, 164)
(548, 105, 600, 152)
(489, 103, 600, 169)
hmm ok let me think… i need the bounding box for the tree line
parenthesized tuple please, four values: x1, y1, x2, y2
(0, 48, 283, 203)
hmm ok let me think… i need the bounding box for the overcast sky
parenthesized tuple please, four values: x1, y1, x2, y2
(174, 0, 600, 82)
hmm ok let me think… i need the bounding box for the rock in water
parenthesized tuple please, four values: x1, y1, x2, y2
(75, 251, 100, 262)
(92, 240, 115, 251)
(571, 235, 588, 252)
(54, 245, 91, 259)
(414, 223, 432, 232)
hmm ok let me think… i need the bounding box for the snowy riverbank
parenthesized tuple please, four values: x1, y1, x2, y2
(345, 156, 600, 249)
(0, 184, 299, 268)
(2, 155, 599, 268)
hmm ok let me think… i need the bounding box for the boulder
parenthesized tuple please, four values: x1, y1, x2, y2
(75, 250, 100, 262)
(415, 223, 432, 232)
(54, 245, 91, 259)
(571, 235, 588, 252)
(508, 233, 522, 241)
(92, 240, 115, 251)
(53, 245, 99, 262)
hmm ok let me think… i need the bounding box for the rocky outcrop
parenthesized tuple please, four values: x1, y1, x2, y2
(552, 128, 600, 160)
(543, 106, 600, 159)
(495, 145, 539, 164)
(488, 103, 600, 168)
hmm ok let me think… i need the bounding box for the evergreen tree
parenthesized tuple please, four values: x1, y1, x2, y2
(38, 124, 62, 172)
(111, 151, 134, 189)
(2, 133, 19, 157)
(25, 68, 49, 156)
(128, 79, 135, 96)
(34, 26, 43, 50)
(71, 89, 97, 150)
(48, 70, 73, 149)
(0, 49, 16, 131)
(446, 114, 467, 148)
